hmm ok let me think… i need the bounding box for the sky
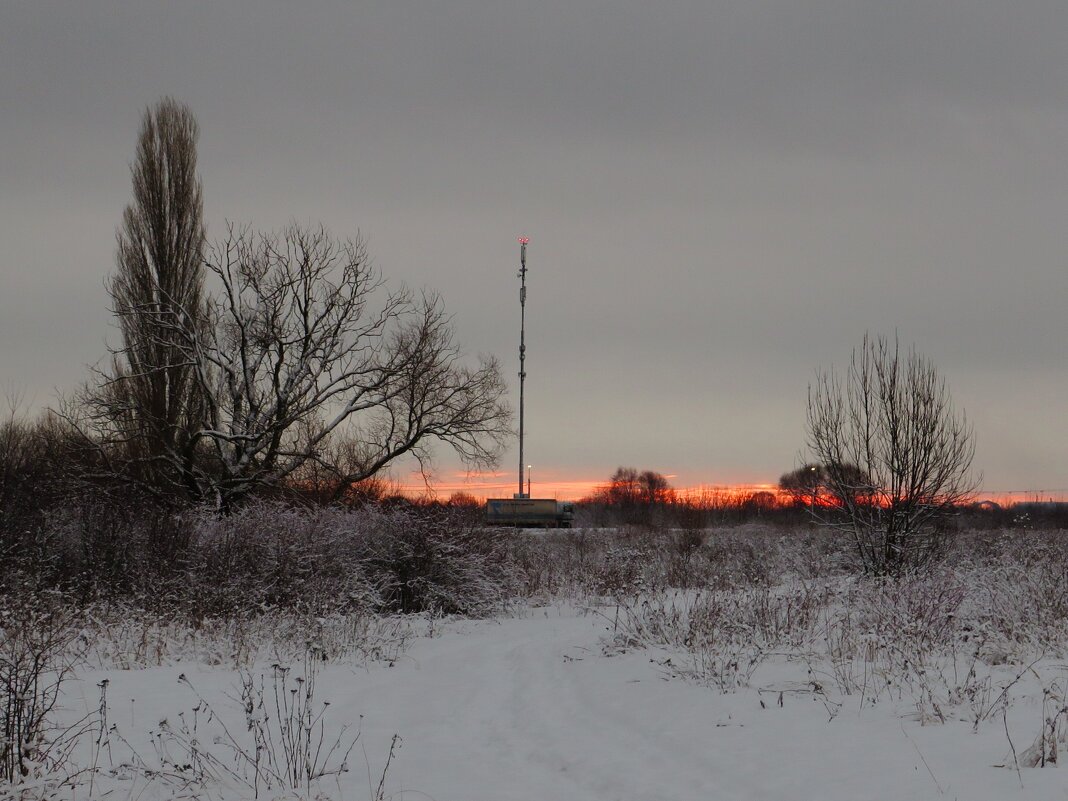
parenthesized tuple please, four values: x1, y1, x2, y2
(2, 1, 1067, 500)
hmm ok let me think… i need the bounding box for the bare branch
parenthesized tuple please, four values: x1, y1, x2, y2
(178, 225, 510, 509)
(806, 333, 978, 574)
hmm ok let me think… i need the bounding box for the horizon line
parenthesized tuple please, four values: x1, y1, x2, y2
(396, 476, 1068, 505)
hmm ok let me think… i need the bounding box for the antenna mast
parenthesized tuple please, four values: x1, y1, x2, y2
(517, 237, 529, 498)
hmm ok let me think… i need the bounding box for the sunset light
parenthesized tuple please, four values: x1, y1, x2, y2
(399, 470, 1068, 507)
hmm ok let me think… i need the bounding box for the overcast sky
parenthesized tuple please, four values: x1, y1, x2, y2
(3, 1, 1067, 497)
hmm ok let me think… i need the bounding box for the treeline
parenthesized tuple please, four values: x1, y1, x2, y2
(572, 465, 1056, 530)
(574, 466, 818, 527)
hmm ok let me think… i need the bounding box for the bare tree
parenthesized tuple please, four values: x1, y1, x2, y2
(596, 467, 674, 525)
(164, 224, 511, 510)
(0, 403, 52, 568)
(104, 97, 206, 497)
(69, 102, 508, 508)
(637, 470, 674, 506)
(806, 333, 977, 574)
(778, 463, 825, 507)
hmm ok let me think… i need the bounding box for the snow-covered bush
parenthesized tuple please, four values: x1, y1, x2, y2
(506, 524, 856, 602)
(148, 653, 367, 796)
(600, 526, 1068, 723)
(0, 592, 86, 784)
(352, 507, 518, 615)
(21, 502, 520, 622)
(184, 504, 380, 618)
(181, 503, 518, 618)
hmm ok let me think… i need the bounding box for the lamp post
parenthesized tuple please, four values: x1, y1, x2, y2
(527, 465, 532, 498)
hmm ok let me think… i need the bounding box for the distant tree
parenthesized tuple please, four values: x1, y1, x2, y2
(743, 490, 778, 514)
(0, 405, 56, 566)
(778, 462, 868, 507)
(806, 333, 977, 575)
(599, 466, 674, 524)
(778, 463, 825, 507)
(605, 467, 641, 508)
(85, 98, 207, 500)
(638, 470, 675, 506)
(446, 492, 481, 509)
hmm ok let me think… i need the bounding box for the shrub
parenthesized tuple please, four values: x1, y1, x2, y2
(0, 592, 85, 783)
(355, 508, 518, 615)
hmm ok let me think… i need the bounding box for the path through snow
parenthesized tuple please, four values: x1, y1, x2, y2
(69, 607, 1066, 800)
(321, 607, 1065, 801)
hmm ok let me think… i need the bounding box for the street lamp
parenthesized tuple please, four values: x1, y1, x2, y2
(527, 465, 532, 498)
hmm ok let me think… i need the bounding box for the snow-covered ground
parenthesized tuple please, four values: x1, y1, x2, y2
(54, 605, 1066, 801)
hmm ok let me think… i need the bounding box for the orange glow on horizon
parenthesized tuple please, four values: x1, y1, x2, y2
(398, 471, 1068, 506)
(401, 470, 796, 503)
(400, 476, 604, 501)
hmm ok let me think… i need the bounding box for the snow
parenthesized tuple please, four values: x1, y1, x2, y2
(53, 605, 1067, 801)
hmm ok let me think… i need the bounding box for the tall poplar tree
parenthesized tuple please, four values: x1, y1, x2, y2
(107, 97, 206, 497)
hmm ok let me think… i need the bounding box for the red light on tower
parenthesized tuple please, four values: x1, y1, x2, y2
(518, 237, 529, 245)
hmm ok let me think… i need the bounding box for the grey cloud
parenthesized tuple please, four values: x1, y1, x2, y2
(2, 1, 1066, 491)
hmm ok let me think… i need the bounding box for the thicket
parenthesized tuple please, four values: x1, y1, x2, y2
(3, 501, 512, 622)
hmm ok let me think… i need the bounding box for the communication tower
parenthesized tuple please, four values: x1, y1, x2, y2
(517, 237, 529, 498)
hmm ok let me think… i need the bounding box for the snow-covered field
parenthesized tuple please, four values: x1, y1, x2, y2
(6, 523, 1068, 800)
(35, 604, 1065, 801)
